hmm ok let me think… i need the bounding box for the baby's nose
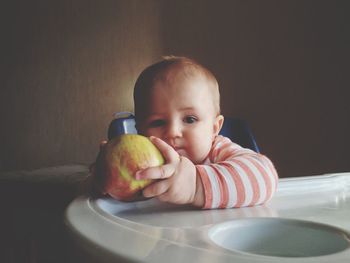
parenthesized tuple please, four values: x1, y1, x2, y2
(166, 122, 182, 139)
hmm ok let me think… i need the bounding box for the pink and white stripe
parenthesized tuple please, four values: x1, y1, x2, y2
(197, 135, 278, 209)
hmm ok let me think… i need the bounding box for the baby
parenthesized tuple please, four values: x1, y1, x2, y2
(130, 56, 278, 209)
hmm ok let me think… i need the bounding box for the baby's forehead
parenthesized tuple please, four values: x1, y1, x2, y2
(155, 83, 209, 102)
(152, 66, 218, 100)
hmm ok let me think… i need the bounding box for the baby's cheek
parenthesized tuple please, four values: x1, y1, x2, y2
(190, 138, 212, 164)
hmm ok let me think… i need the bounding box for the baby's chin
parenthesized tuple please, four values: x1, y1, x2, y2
(175, 148, 187, 157)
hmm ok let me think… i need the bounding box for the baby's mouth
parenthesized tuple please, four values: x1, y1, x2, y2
(169, 143, 186, 155)
(174, 147, 186, 156)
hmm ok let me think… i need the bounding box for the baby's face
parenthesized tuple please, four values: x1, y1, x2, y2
(137, 74, 223, 164)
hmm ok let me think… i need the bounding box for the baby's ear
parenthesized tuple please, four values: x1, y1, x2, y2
(213, 115, 224, 136)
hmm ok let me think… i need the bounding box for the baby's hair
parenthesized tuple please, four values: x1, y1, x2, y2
(133, 56, 220, 122)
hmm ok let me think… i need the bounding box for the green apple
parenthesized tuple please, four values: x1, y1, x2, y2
(96, 134, 164, 200)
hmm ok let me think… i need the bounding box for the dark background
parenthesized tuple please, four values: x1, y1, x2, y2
(1, 0, 349, 178)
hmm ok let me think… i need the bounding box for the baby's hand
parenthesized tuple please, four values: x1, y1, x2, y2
(136, 137, 202, 206)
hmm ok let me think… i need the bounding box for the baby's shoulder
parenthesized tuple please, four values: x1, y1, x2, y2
(212, 135, 236, 149)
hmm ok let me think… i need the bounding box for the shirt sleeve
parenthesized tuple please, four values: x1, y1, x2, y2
(196, 135, 278, 209)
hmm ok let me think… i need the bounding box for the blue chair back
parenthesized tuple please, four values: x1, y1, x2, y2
(108, 114, 259, 153)
(219, 117, 259, 153)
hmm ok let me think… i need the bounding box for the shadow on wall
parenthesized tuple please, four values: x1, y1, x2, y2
(158, 0, 350, 177)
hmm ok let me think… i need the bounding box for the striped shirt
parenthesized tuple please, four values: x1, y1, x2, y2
(196, 135, 278, 209)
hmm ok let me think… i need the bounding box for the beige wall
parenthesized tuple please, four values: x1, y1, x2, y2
(1, 0, 164, 170)
(1, 0, 349, 177)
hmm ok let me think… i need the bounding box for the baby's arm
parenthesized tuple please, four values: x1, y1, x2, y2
(196, 135, 278, 209)
(137, 136, 278, 209)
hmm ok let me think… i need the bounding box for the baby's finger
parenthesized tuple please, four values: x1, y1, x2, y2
(135, 163, 175, 180)
(150, 136, 179, 164)
(142, 179, 170, 198)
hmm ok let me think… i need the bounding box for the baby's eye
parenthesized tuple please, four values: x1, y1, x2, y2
(149, 119, 166, 127)
(184, 116, 197, 124)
